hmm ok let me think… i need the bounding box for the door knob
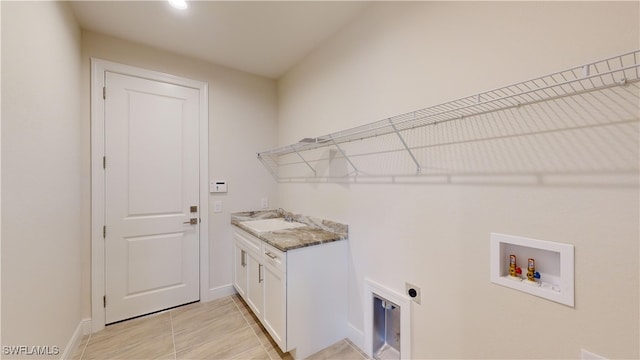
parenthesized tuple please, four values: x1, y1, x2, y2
(183, 218, 198, 225)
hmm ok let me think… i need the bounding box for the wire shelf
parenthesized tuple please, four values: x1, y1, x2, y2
(258, 50, 640, 184)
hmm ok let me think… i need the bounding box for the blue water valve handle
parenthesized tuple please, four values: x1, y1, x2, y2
(534, 271, 541, 279)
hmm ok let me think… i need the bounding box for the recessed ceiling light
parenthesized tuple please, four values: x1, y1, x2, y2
(168, 0, 188, 10)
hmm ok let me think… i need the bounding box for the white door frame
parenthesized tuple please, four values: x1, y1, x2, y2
(91, 58, 209, 332)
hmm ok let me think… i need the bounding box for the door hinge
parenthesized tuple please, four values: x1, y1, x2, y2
(103, 225, 106, 238)
(103, 295, 106, 308)
(103, 156, 106, 169)
(103, 86, 106, 100)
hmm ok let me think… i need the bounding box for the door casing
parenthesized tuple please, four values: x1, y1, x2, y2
(91, 58, 209, 332)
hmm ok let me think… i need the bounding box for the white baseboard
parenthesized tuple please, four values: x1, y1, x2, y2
(346, 321, 365, 354)
(61, 318, 91, 359)
(206, 284, 236, 302)
(82, 319, 92, 335)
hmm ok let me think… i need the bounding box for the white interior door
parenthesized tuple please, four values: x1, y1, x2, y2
(104, 71, 200, 324)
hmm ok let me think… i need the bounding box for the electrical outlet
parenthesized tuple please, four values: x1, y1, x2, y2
(406, 282, 421, 304)
(261, 197, 268, 209)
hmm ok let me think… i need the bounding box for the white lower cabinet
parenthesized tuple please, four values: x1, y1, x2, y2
(232, 242, 247, 298)
(262, 261, 286, 350)
(246, 252, 264, 318)
(232, 227, 347, 359)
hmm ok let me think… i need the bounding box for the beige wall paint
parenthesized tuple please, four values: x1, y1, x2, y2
(278, 2, 639, 359)
(80, 31, 279, 319)
(1, 1, 83, 357)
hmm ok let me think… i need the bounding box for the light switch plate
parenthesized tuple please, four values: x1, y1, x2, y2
(214, 200, 223, 213)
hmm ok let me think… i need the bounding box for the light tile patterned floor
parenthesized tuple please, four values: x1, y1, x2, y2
(72, 294, 367, 360)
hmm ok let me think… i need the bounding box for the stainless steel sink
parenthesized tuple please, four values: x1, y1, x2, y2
(240, 218, 307, 233)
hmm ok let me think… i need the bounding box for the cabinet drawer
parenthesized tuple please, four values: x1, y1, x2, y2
(234, 228, 261, 255)
(262, 242, 286, 273)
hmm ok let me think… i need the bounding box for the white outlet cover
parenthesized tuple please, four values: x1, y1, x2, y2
(405, 282, 421, 305)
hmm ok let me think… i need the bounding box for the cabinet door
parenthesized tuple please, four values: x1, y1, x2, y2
(263, 264, 287, 352)
(246, 252, 264, 318)
(233, 242, 248, 299)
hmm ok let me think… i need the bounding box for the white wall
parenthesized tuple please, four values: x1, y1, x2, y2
(277, 2, 639, 359)
(80, 31, 279, 318)
(1, 1, 83, 357)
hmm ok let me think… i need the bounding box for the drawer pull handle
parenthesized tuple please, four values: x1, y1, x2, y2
(265, 251, 278, 260)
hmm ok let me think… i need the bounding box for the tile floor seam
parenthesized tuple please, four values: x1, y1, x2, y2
(231, 295, 275, 360)
(78, 333, 91, 360)
(181, 323, 260, 360)
(169, 311, 177, 360)
(344, 338, 367, 359)
(229, 344, 266, 360)
(71, 297, 356, 360)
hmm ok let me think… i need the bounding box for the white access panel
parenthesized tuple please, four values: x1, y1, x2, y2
(490, 233, 575, 307)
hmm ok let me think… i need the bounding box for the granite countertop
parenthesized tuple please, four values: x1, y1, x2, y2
(230, 209, 348, 252)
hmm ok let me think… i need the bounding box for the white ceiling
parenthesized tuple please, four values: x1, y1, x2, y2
(69, 1, 370, 79)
